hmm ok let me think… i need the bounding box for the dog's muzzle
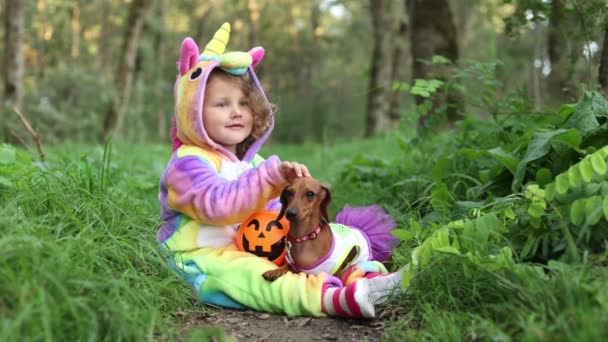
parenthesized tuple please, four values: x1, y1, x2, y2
(286, 207, 298, 220)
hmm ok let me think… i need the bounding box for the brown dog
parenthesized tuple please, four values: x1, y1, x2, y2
(262, 177, 361, 281)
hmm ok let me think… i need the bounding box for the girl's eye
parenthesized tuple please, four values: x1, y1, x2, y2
(305, 191, 315, 198)
(216, 102, 227, 107)
(239, 100, 249, 107)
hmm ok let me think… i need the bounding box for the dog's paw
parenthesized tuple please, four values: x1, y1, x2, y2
(262, 270, 284, 281)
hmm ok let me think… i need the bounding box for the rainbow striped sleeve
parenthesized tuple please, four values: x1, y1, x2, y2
(162, 151, 286, 226)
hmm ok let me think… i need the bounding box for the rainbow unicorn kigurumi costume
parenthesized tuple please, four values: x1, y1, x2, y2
(158, 23, 401, 318)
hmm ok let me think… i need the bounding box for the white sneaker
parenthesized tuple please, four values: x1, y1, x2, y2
(364, 270, 403, 305)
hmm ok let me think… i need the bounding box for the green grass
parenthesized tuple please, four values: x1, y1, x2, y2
(2, 131, 607, 341)
(0, 136, 397, 341)
(0, 143, 194, 340)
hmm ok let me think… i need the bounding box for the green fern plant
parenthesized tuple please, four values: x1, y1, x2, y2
(544, 145, 608, 226)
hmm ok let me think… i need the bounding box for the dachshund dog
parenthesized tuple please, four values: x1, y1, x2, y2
(262, 177, 396, 281)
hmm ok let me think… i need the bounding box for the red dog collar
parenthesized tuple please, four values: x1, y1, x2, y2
(287, 225, 322, 243)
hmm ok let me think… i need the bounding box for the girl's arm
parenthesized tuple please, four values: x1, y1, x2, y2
(164, 154, 286, 225)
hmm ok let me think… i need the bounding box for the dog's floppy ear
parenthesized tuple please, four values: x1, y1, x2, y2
(277, 186, 290, 220)
(320, 185, 332, 223)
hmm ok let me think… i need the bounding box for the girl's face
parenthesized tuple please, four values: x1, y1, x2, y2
(203, 75, 254, 154)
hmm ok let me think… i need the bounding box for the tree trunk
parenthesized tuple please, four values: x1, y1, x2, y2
(247, 0, 260, 46)
(4, 0, 25, 112)
(389, 0, 409, 126)
(365, 0, 393, 137)
(101, 0, 153, 142)
(71, 5, 81, 59)
(547, 0, 574, 103)
(155, 0, 168, 140)
(532, 23, 543, 109)
(100, 1, 113, 78)
(598, 26, 608, 95)
(308, 0, 321, 140)
(408, 0, 462, 131)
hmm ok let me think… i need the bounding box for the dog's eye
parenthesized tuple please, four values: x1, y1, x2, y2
(305, 191, 315, 198)
(284, 190, 294, 198)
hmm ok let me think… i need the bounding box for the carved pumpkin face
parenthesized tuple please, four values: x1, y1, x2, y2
(235, 210, 290, 265)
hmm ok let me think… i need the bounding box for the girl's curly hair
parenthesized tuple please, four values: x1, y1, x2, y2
(208, 69, 276, 159)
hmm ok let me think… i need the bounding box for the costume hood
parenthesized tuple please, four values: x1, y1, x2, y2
(171, 22, 273, 162)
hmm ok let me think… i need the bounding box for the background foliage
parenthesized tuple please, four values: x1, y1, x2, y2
(2, 0, 608, 341)
(2, 0, 608, 144)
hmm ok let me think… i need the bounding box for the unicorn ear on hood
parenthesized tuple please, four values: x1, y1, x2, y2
(178, 37, 200, 76)
(249, 47, 265, 67)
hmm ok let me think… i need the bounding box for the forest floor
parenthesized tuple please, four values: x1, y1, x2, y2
(181, 304, 409, 341)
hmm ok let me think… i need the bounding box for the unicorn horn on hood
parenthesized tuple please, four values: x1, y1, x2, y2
(202, 22, 230, 56)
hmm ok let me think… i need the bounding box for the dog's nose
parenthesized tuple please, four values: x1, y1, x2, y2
(286, 207, 298, 220)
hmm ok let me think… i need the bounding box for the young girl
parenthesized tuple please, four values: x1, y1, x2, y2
(158, 22, 402, 319)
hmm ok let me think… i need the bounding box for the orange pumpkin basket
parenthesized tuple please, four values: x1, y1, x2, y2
(235, 210, 290, 265)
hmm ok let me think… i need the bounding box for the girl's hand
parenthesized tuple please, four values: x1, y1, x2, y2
(279, 161, 311, 183)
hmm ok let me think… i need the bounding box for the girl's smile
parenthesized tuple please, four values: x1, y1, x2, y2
(202, 75, 254, 154)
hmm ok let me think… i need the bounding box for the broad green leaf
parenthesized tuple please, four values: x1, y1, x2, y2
(530, 216, 542, 228)
(564, 91, 606, 138)
(429, 229, 448, 250)
(599, 145, 608, 159)
(435, 246, 461, 255)
(570, 199, 585, 226)
(401, 263, 415, 288)
(580, 158, 595, 182)
(551, 129, 582, 152)
(545, 182, 556, 201)
(392, 81, 410, 92)
(431, 55, 451, 64)
(478, 213, 503, 235)
(528, 201, 546, 218)
(408, 218, 422, 235)
(584, 196, 603, 226)
(567, 164, 582, 188)
(431, 157, 452, 182)
(513, 129, 569, 191)
(602, 182, 608, 196)
(557, 103, 576, 122)
(555, 174, 569, 194)
(504, 207, 516, 220)
(431, 182, 452, 212)
(391, 229, 414, 241)
(419, 243, 432, 266)
(487, 147, 519, 175)
(590, 153, 607, 175)
(603, 197, 608, 221)
(535, 168, 552, 186)
(583, 183, 601, 196)
(0, 144, 16, 165)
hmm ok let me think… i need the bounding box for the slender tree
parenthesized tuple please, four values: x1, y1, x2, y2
(389, 0, 409, 126)
(155, 0, 168, 140)
(70, 4, 81, 59)
(247, 0, 261, 46)
(408, 0, 462, 130)
(4, 0, 25, 113)
(599, 24, 608, 95)
(365, 0, 393, 137)
(101, 0, 154, 141)
(547, 0, 574, 103)
(531, 21, 543, 109)
(100, 1, 113, 78)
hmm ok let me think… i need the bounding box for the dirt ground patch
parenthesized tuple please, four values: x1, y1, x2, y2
(180, 306, 405, 341)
